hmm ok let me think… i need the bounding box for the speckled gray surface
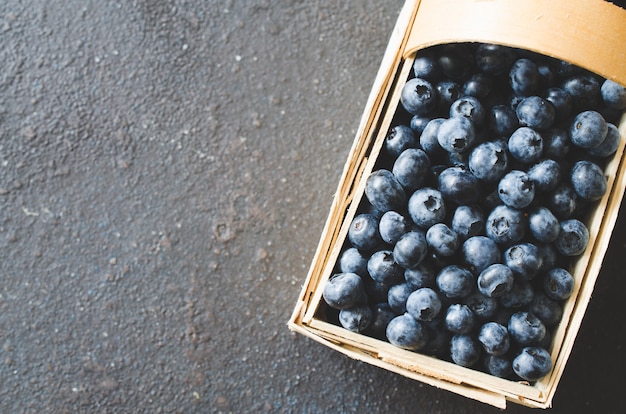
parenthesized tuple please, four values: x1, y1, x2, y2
(1, 1, 625, 412)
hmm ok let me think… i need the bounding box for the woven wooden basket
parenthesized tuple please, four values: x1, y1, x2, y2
(289, 0, 626, 408)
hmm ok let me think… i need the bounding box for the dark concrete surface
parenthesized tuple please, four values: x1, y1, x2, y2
(1, 1, 625, 413)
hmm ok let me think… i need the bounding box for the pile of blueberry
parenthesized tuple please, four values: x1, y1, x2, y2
(322, 42, 626, 382)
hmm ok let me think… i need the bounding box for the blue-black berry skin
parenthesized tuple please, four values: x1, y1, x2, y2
(436, 80, 463, 111)
(541, 128, 571, 160)
(365, 169, 407, 213)
(412, 52, 440, 81)
(516, 96, 555, 130)
(475, 43, 516, 75)
(393, 148, 431, 193)
(508, 311, 547, 346)
(401, 77, 438, 116)
(508, 127, 544, 164)
(485, 205, 527, 246)
(469, 141, 509, 183)
(570, 110, 608, 149)
(436, 265, 475, 299)
(386, 314, 429, 351)
(462, 236, 501, 275)
(512, 347, 552, 381)
(503, 243, 543, 281)
(529, 292, 564, 327)
(348, 214, 382, 252)
(478, 322, 510, 356)
(387, 282, 415, 314)
(339, 247, 368, 277)
(527, 159, 561, 192)
(601, 79, 626, 110)
(365, 303, 396, 339)
(464, 292, 499, 321)
(509, 58, 539, 96)
(384, 125, 418, 158)
(543, 268, 575, 301)
(477, 264, 514, 298)
(462, 73, 494, 99)
(379, 211, 410, 245)
(406, 287, 443, 322)
(500, 279, 535, 309)
(408, 187, 446, 228)
(339, 305, 373, 333)
(420, 118, 446, 157)
(368, 250, 402, 285)
(555, 219, 589, 256)
(544, 87, 573, 122)
(445, 303, 476, 334)
(437, 116, 476, 153)
(497, 170, 535, 209)
(393, 231, 428, 269)
(438, 166, 482, 205)
(323, 272, 367, 310)
(484, 354, 514, 378)
(570, 160, 607, 201)
(404, 263, 436, 290)
(489, 104, 519, 136)
(528, 206, 561, 243)
(562, 74, 601, 111)
(451, 205, 485, 241)
(588, 123, 620, 158)
(450, 334, 481, 368)
(449, 95, 486, 125)
(547, 183, 578, 219)
(426, 223, 459, 257)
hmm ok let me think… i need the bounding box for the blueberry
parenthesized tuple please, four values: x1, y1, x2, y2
(363, 277, 390, 305)
(484, 354, 514, 379)
(450, 95, 486, 125)
(464, 292, 499, 320)
(451, 204, 485, 241)
(528, 207, 560, 243)
(437, 116, 476, 153)
(562, 74, 601, 110)
(544, 88, 573, 122)
(419, 118, 446, 157)
(401, 77, 438, 116)
(541, 128, 571, 160)
(379, 211, 410, 245)
(436, 265, 475, 299)
(386, 314, 429, 351)
(365, 169, 407, 213)
(529, 292, 563, 327)
(537, 242, 559, 275)
(527, 159, 561, 192)
(406, 287, 443, 322)
(410, 115, 432, 135)
(555, 219, 589, 256)
(368, 250, 402, 285)
(516, 96, 555, 130)
(497, 170, 535, 209)
(412, 52, 440, 81)
(365, 303, 396, 339)
(423, 325, 452, 358)
(384, 125, 418, 157)
(450, 334, 481, 367)
(601, 79, 626, 110)
(570, 110, 608, 149)
(477, 264, 514, 298)
(436, 80, 463, 111)
(408, 187, 446, 228)
(570, 160, 607, 201)
(508, 311, 546, 346)
(465, 72, 495, 97)
(388, 282, 416, 314)
(339, 247, 368, 276)
(392, 148, 431, 192)
(468, 141, 509, 183)
(547, 183, 578, 219)
(426, 223, 459, 257)
(438, 166, 482, 205)
(588, 123, 620, 158)
(509, 58, 539, 96)
(339, 305, 373, 333)
(444, 303, 476, 334)
(500, 279, 534, 309)
(512, 347, 552, 381)
(485, 205, 527, 246)
(543, 268, 575, 301)
(505, 243, 543, 281)
(508, 127, 544, 164)
(489, 104, 519, 137)
(462, 236, 501, 275)
(437, 44, 473, 81)
(348, 213, 383, 252)
(478, 322, 510, 356)
(322, 272, 367, 310)
(475, 43, 516, 75)
(404, 262, 436, 290)
(393, 230, 428, 269)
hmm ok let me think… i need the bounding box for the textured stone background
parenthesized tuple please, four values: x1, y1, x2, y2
(1, 1, 625, 412)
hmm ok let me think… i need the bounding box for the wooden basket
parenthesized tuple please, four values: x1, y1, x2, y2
(288, 0, 626, 408)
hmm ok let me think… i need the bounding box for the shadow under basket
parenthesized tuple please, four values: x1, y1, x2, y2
(289, 0, 626, 408)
